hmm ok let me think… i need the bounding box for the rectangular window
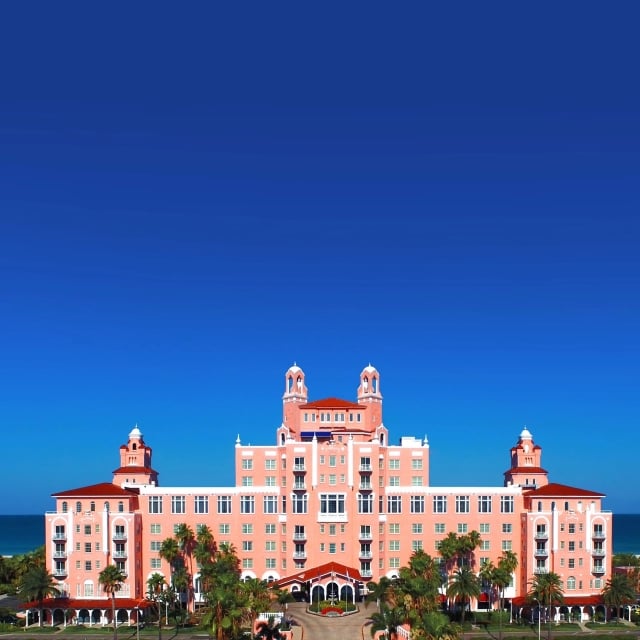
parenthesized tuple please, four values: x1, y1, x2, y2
(265, 459, 276, 470)
(456, 496, 470, 513)
(389, 476, 400, 486)
(568, 524, 576, 534)
(389, 523, 400, 534)
(242, 523, 253, 534)
(480, 540, 490, 551)
(151, 558, 162, 569)
(568, 559, 575, 569)
(389, 558, 400, 569)
(265, 476, 276, 487)
(389, 540, 400, 551)
(265, 541, 276, 551)
(329, 455, 336, 467)
(412, 540, 423, 551)
(265, 524, 276, 534)
(219, 524, 230, 535)
(500, 496, 514, 513)
(329, 474, 337, 485)
(480, 523, 490, 534)
(329, 543, 336, 554)
(502, 523, 512, 533)
(411, 476, 423, 486)
(243, 558, 253, 569)
(458, 523, 468, 533)
(320, 493, 345, 514)
(171, 496, 186, 514)
(502, 540, 512, 551)
(242, 476, 253, 487)
(150, 541, 162, 551)
(240, 496, 255, 514)
(149, 496, 163, 514)
(85, 561, 92, 571)
(387, 496, 402, 513)
(411, 459, 423, 470)
(433, 496, 447, 513)
(478, 496, 492, 513)
(217, 496, 232, 514)
(263, 496, 278, 514)
(413, 523, 423, 534)
(389, 459, 400, 469)
(242, 458, 253, 470)
(358, 493, 373, 513)
(410, 496, 425, 513)
(292, 493, 308, 513)
(568, 541, 575, 551)
(84, 542, 91, 553)
(266, 558, 276, 569)
(242, 541, 253, 551)
(434, 523, 446, 534)
(194, 496, 209, 514)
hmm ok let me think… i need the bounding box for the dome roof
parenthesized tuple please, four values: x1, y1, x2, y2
(129, 425, 143, 438)
(362, 363, 378, 374)
(520, 427, 533, 440)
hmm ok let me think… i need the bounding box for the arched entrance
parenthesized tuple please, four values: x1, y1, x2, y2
(340, 585, 354, 602)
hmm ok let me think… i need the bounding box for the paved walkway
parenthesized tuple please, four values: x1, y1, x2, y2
(286, 602, 371, 640)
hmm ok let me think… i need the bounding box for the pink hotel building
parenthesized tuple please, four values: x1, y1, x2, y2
(44, 364, 612, 622)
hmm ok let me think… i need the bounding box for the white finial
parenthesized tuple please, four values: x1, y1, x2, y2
(236, 434, 241, 444)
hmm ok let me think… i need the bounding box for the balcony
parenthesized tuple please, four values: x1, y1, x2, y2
(592, 565, 605, 575)
(293, 532, 307, 541)
(359, 551, 373, 558)
(292, 483, 306, 491)
(534, 567, 548, 574)
(359, 464, 372, 473)
(360, 569, 373, 577)
(359, 482, 373, 491)
(113, 551, 128, 558)
(293, 464, 306, 473)
(53, 533, 67, 541)
(53, 568, 68, 577)
(592, 548, 606, 557)
(113, 533, 127, 541)
(534, 531, 548, 540)
(293, 551, 307, 559)
(53, 551, 67, 559)
(592, 532, 606, 541)
(534, 548, 548, 557)
(359, 531, 373, 540)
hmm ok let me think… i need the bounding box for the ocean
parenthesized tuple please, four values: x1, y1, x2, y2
(0, 513, 638, 557)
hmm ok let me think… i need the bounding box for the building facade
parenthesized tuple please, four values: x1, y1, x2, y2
(43, 364, 613, 622)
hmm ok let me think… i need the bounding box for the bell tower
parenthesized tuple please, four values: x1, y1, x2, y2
(504, 427, 548, 489)
(282, 363, 308, 435)
(113, 425, 159, 487)
(357, 364, 383, 431)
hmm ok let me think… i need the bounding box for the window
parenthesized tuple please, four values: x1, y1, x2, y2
(329, 543, 337, 554)
(389, 558, 400, 569)
(171, 496, 186, 514)
(265, 524, 276, 535)
(266, 558, 276, 569)
(433, 496, 447, 513)
(240, 496, 255, 514)
(218, 496, 232, 514)
(263, 496, 278, 514)
(502, 523, 512, 533)
(411, 476, 423, 486)
(388, 496, 402, 513)
(389, 459, 400, 469)
(242, 541, 253, 551)
(500, 496, 514, 513)
(456, 496, 470, 513)
(568, 559, 575, 569)
(320, 493, 345, 514)
(242, 523, 253, 534)
(265, 541, 276, 551)
(329, 474, 337, 485)
(412, 540, 423, 551)
(358, 493, 374, 513)
(457, 523, 468, 533)
(502, 540, 512, 551)
(85, 561, 92, 571)
(76, 502, 82, 513)
(219, 524, 230, 535)
(265, 459, 276, 470)
(412, 459, 423, 470)
(242, 458, 253, 470)
(149, 496, 163, 514)
(567, 576, 576, 590)
(62, 502, 68, 513)
(329, 455, 336, 467)
(389, 540, 400, 551)
(243, 558, 253, 569)
(151, 541, 162, 551)
(389, 476, 400, 486)
(478, 496, 492, 513)
(568, 523, 576, 534)
(413, 523, 423, 534)
(194, 496, 209, 514)
(480, 540, 490, 551)
(242, 476, 253, 487)
(151, 558, 161, 569)
(360, 456, 371, 470)
(410, 496, 425, 513)
(85, 542, 92, 553)
(434, 523, 445, 534)
(568, 541, 575, 552)
(84, 525, 92, 535)
(118, 501, 124, 513)
(389, 523, 400, 534)
(292, 493, 308, 513)
(480, 523, 490, 534)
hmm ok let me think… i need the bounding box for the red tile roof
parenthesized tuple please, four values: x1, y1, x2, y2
(524, 482, 605, 498)
(301, 397, 362, 409)
(505, 466, 548, 475)
(111, 466, 157, 475)
(51, 482, 140, 498)
(275, 562, 362, 587)
(21, 596, 151, 610)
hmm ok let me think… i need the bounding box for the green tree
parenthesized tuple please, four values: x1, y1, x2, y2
(415, 610, 461, 640)
(602, 573, 636, 621)
(529, 572, 563, 640)
(98, 564, 126, 640)
(397, 550, 442, 623)
(367, 603, 406, 639)
(447, 566, 480, 624)
(18, 566, 60, 627)
(175, 524, 195, 611)
(147, 572, 168, 640)
(241, 579, 271, 634)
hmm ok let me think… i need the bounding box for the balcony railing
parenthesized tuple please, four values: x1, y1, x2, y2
(360, 570, 372, 577)
(293, 533, 307, 541)
(53, 533, 67, 541)
(293, 483, 306, 491)
(592, 565, 605, 574)
(359, 532, 373, 540)
(113, 533, 127, 540)
(359, 551, 373, 558)
(359, 483, 373, 490)
(293, 464, 306, 472)
(534, 549, 548, 557)
(534, 567, 548, 574)
(534, 531, 548, 540)
(293, 552, 307, 559)
(359, 464, 372, 472)
(113, 551, 127, 558)
(592, 532, 606, 540)
(53, 551, 67, 559)
(53, 569, 68, 577)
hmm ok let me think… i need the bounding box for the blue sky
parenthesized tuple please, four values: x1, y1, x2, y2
(0, 3, 638, 515)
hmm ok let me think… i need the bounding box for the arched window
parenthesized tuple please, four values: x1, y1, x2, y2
(566, 577, 576, 590)
(76, 501, 82, 513)
(90, 501, 96, 512)
(372, 376, 378, 392)
(62, 501, 68, 513)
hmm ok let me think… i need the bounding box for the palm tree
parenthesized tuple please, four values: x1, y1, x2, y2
(529, 572, 563, 640)
(18, 566, 60, 627)
(99, 564, 126, 640)
(419, 610, 461, 640)
(602, 573, 636, 621)
(147, 572, 168, 640)
(175, 524, 195, 610)
(447, 566, 480, 624)
(367, 603, 405, 639)
(241, 579, 271, 634)
(479, 561, 496, 610)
